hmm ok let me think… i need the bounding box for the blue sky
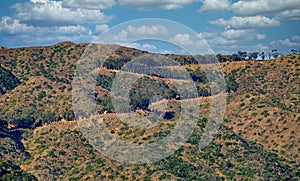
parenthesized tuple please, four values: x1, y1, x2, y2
(0, 0, 299, 55)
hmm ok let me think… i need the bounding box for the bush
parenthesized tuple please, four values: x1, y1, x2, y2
(38, 91, 46, 101)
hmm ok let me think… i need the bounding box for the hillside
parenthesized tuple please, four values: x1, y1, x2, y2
(0, 42, 299, 180)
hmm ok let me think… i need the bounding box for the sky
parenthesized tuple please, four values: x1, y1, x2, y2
(0, 0, 299, 55)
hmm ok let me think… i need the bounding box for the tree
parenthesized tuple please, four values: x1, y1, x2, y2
(231, 54, 240, 61)
(252, 52, 258, 60)
(238, 51, 247, 60)
(271, 49, 279, 58)
(215, 54, 227, 62)
(248, 52, 258, 60)
(291, 49, 299, 54)
(216, 54, 222, 62)
(260, 52, 265, 60)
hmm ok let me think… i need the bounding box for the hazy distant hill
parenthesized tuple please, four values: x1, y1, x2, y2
(0, 42, 299, 180)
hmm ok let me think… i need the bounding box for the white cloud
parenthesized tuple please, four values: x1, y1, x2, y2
(197, 32, 217, 39)
(0, 16, 34, 34)
(200, 0, 300, 22)
(212, 43, 270, 55)
(127, 25, 168, 35)
(12, 0, 113, 26)
(5, 18, 86, 36)
(62, 0, 115, 10)
(198, 31, 300, 55)
(271, 36, 300, 48)
(30, 0, 49, 3)
(169, 33, 213, 54)
(0, 16, 114, 47)
(209, 36, 236, 46)
(170, 33, 194, 45)
(116, 42, 177, 54)
(198, 0, 299, 54)
(269, 36, 300, 55)
(199, 0, 231, 13)
(208, 37, 270, 54)
(256, 34, 266, 40)
(94, 24, 109, 34)
(119, 0, 199, 10)
(256, 44, 269, 52)
(221, 29, 266, 41)
(201, 29, 268, 54)
(141, 43, 157, 50)
(111, 25, 169, 42)
(275, 9, 300, 20)
(231, 0, 300, 17)
(127, 42, 157, 51)
(210, 16, 281, 29)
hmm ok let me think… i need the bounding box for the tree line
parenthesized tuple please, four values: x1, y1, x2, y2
(216, 49, 299, 62)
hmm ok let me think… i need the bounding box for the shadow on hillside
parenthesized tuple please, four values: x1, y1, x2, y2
(0, 120, 31, 158)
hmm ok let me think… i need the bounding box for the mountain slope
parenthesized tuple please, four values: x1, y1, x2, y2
(0, 42, 299, 180)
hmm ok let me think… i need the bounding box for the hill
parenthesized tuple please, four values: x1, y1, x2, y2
(0, 42, 299, 180)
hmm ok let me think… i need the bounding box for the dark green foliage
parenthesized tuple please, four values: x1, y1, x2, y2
(11, 115, 36, 129)
(36, 111, 57, 126)
(174, 56, 198, 65)
(103, 57, 131, 70)
(0, 65, 20, 94)
(96, 74, 114, 91)
(197, 86, 211, 97)
(0, 160, 37, 181)
(129, 77, 176, 110)
(225, 70, 239, 92)
(37, 91, 46, 101)
(98, 95, 113, 113)
(186, 68, 208, 83)
(158, 121, 300, 180)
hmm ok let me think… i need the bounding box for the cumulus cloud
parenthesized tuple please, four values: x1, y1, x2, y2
(118, 0, 199, 10)
(170, 33, 194, 45)
(62, 0, 115, 10)
(94, 24, 109, 34)
(199, 0, 231, 13)
(169, 33, 212, 54)
(0, 16, 35, 35)
(197, 32, 217, 40)
(200, 0, 300, 21)
(208, 36, 270, 54)
(126, 25, 168, 35)
(231, 0, 300, 17)
(110, 25, 169, 42)
(210, 16, 281, 29)
(271, 36, 300, 48)
(275, 9, 300, 20)
(200, 28, 269, 54)
(0, 16, 92, 37)
(209, 36, 235, 46)
(127, 42, 157, 51)
(221, 29, 266, 41)
(198, 0, 299, 55)
(0, 16, 113, 47)
(268, 36, 300, 55)
(12, 0, 113, 26)
(212, 43, 270, 55)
